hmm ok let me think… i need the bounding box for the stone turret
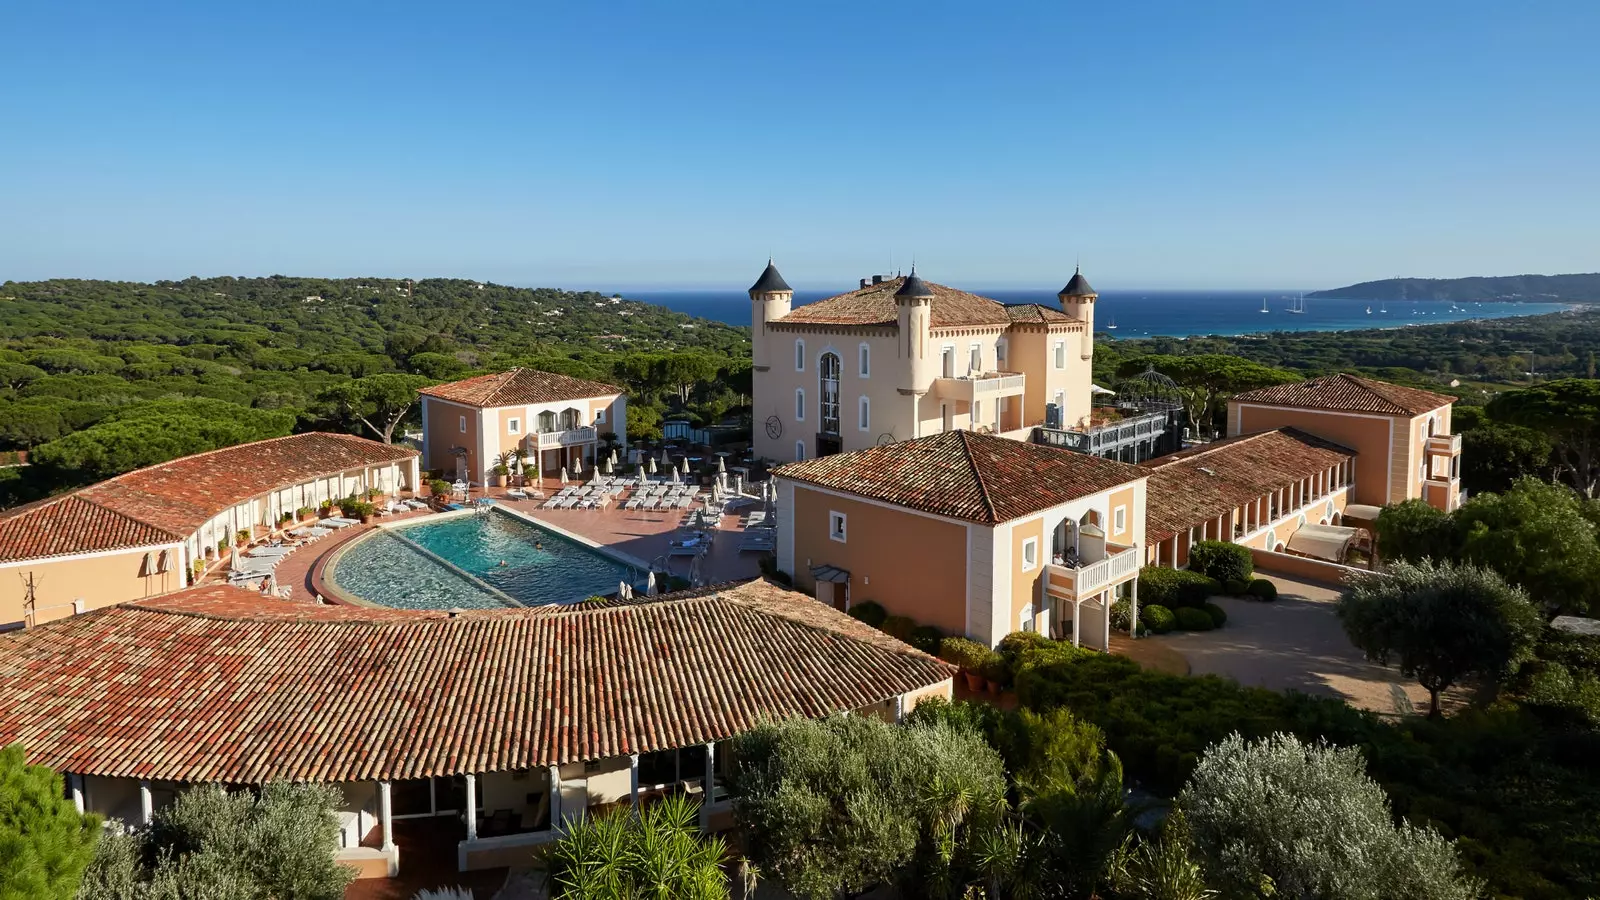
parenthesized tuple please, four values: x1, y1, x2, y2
(895, 269, 935, 393)
(1058, 266, 1097, 361)
(749, 259, 793, 372)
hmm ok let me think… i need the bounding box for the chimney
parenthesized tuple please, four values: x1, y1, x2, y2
(860, 278, 868, 289)
(872, 274, 884, 285)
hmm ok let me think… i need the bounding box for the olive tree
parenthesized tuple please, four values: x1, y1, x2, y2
(1339, 560, 1543, 717)
(1177, 733, 1481, 900)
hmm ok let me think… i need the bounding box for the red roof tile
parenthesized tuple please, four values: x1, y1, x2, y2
(0, 434, 417, 562)
(775, 277, 1013, 328)
(0, 580, 953, 783)
(1141, 428, 1356, 542)
(1004, 304, 1081, 325)
(0, 495, 179, 563)
(419, 367, 622, 408)
(775, 430, 1146, 525)
(1231, 373, 1453, 417)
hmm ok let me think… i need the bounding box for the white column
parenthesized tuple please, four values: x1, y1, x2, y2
(892, 693, 906, 723)
(463, 773, 477, 842)
(700, 743, 716, 833)
(139, 780, 153, 825)
(1130, 578, 1140, 640)
(1071, 598, 1082, 647)
(629, 753, 641, 809)
(1102, 590, 1111, 650)
(69, 773, 85, 815)
(378, 781, 394, 851)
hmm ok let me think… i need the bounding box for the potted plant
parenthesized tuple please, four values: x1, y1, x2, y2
(428, 479, 451, 498)
(491, 463, 509, 488)
(297, 506, 314, 522)
(938, 637, 989, 693)
(980, 651, 1006, 695)
(235, 529, 251, 547)
(318, 499, 333, 519)
(346, 499, 376, 524)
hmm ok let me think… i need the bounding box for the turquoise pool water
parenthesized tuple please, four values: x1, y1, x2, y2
(328, 509, 641, 610)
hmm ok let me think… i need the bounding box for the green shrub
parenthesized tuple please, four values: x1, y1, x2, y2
(1203, 602, 1228, 628)
(1138, 566, 1215, 608)
(428, 478, 451, 496)
(995, 630, 1053, 685)
(1247, 578, 1278, 601)
(1189, 540, 1254, 584)
(938, 636, 990, 671)
(1110, 598, 1133, 631)
(1174, 607, 1216, 631)
(881, 615, 916, 641)
(847, 600, 887, 627)
(908, 625, 944, 655)
(1141, 604, 1176, 634)
(1223, 578, 1248, 595)
(979, 651, 1007, 685)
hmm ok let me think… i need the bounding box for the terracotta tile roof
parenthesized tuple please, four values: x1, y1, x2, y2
(1141, 428, 1356, 542)
(1004, 304, 1080, 325)
(1231, 373, 1453, 417)
(0, 495, 179, 563)
(0, 434, 418, 562)
(419, 367, 622, 408)
(0, 580, 953, 784)
(774, 430, 1146, 525)
(775, 277, 1012, 328)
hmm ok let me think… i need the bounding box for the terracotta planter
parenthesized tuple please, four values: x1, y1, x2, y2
(984, 680, 1000, 695)
(359, 513, 373, 524)
(963, 672, 984, 692)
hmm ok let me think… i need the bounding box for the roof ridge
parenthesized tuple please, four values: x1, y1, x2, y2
(480, 368, 523, 406)
(957, 431, 1002, 524)
(717, 580, 948, 665)
(85, 432, 368, 491)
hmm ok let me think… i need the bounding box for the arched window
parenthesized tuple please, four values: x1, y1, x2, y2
(819, 352, 841, 435)
(795, 440, 806, 462)
(858, 396, 870, 432)
(560, 408, 581, 430)
(537, 411, 557, 433)
(858, 343, 871, 378)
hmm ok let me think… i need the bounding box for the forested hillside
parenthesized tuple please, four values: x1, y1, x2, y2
(0, 276, 752, 507)
(1308, 272, 1600, 302)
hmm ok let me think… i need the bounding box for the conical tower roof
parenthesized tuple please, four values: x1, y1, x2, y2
(1059, 266, 1096, 297)
(894, 267, 934, 300)
(749, 259, 792, 294)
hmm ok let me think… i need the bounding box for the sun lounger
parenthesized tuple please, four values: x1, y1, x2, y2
(404, 499, 429, 509)
(505, 489, 528, 500)
(323, 517, 358, 527)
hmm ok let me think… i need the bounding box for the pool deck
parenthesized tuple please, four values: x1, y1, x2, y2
(225, 479, 766, 607)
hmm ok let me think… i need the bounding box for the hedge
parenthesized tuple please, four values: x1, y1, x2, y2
(1137, 566, 1215, 608)
(1174, 606, 1215, 631)
(1247, 579, 1278, 601)
(881, 615, 915, 641)
(1202, 602, 1228, 628)
(908, 625, 945, 655)
(939, 637, 990, 672)
(1189, 540, 1254, 584)
(848, 600, 887, 627)
(1140, 604, 1176, 634)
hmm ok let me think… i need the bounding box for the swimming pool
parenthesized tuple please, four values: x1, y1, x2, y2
(327, 509, 643, 610)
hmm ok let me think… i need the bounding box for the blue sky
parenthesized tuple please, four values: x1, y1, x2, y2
(2, 1, 1596, 290)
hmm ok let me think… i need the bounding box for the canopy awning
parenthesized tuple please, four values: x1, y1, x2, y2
(1090, 383, 1117, 395)
(1342, 503, 1382, 523)
(1285, 524, 1359, 562)
(809, 564, 850, 583)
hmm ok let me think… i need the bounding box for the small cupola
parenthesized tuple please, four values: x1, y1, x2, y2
(1058, 265, 1096, 298)
(749, 258, 792, 294)
(894, 267, 934, 300)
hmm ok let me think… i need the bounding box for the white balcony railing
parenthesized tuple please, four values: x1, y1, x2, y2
(932, 371, 1026, 403)
(1045, 544, 1141, 600)
(533, 426, 597, 449)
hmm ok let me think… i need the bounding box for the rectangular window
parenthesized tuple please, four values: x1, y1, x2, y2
(941, 346, 955, 378)
(507, 418, 521, 434)
(996, 338, 1008, 368)
(859, 344, 870, 378)
(858, 396, 870, 432)
(1053, 341, 1066, 369)
(458, 415, 467, 433)
(1020, 603, 1037, 633)
(969, 343, 981, 375)
(795, 340, 805, 372)
(594, 407, 607, 425)
(1022, 537, 1038, 571)
(795, 441, 806, 462)
(1114, 506, 1127, 534)
(829, 511, 848, 543)
(795, 388, 805, 421)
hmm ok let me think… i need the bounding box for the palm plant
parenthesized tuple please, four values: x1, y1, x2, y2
(540, 794, 733, 900)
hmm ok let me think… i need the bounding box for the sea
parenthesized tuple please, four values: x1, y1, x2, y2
(623, 289, 1569, 339)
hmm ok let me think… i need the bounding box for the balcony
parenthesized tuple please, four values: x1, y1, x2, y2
(531, 426, 597, 450)
(932, 371, 1026, 404)
(1034, 405, 1181, 462)
(1043, 544, 1141, 602)
(1426, 433, 1462, 455)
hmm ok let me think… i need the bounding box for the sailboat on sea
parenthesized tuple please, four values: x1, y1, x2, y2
(1287, 293, 1307, 314)
(1106, 317, 1118, 330)
(1260, 297, 1269, 313)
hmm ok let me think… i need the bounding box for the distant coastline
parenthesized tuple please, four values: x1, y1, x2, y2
(624, 288, 1572, 340)
(1308, 272, 1600, 304)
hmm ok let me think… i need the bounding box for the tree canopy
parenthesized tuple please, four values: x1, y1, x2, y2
(1338, 560, 1543, 717)
(0, 745, 101, 900)
(1114, 354, 1300, 437)
(1487, 378, 1600, 497)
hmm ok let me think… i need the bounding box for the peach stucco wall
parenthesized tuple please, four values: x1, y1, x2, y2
(423, 398, 480, 478)
(1231, 404, 1393, 506)
(1, 547, 183, 628)
(791, 486, 970, 636)
(1009, 516, 1045, 631)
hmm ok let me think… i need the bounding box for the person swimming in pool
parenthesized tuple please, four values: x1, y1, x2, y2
(499, 560, 507, 567)
(535, 541, 544, 550)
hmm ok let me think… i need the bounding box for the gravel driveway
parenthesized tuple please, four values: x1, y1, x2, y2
(1149, 573, 1448, 717)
